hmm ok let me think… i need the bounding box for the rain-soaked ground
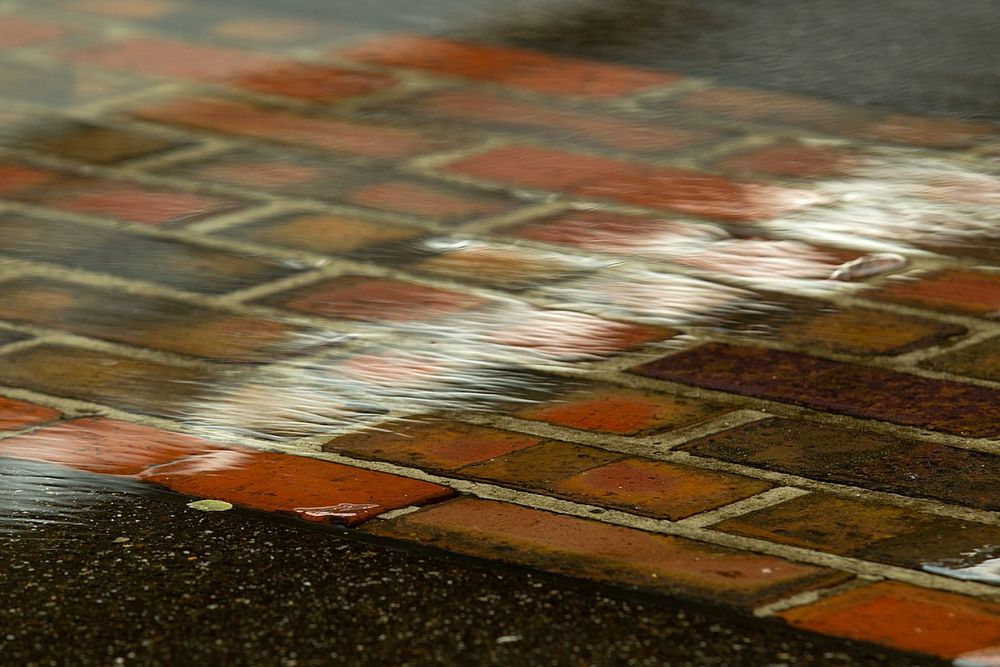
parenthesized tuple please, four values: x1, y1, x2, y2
(0, 0, 998, 664)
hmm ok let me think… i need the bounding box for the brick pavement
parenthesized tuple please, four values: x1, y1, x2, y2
(0, 1, 998, 662)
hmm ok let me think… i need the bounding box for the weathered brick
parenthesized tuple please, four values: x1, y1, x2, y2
(863, 114, 998, 149)
(343, 35, 679, 99)
(445, 146, 824, 222)
(775, 307, 966, 355)
(715, 142, 856, 178)
(461, 441, 623, 488)
(231, 62, 397, 103)
(633, 344, 1000, 437)
(680, 418, 1000, 509)
(366, 89, 718, 153)
(258, 276, 489, 323)
(367, 498, 849, 607)
(867, 270, 1000, 319)
(0, 116, 184, 165)
(222, 212, 423, 255)
(714, 493, 1000, 568)
(134, 97, 453, 159)
(345, 180, 513, 221)
(0, 396, 60, 431)
(64, 38, 281, 80)
(0, 16, 68, 48)
(553, 459, 772, 520)
(0, 214, 300, 294)
(323, 419, 543, 471)
(0, 278, 314, 362)
(0, 417, 223, 475)
(0, 345, 212, 416)
(779, 582, 1000, 658)
(141, 450, 454, 525)
(514, 385, 731, 435)
(923, 336, 1000, 382)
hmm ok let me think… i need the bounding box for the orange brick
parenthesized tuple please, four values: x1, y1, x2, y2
(223, 212, 423, 255)
(445, 145, 823, 222)
(0, 163, 60, 194)
(231, 63, 397, 103)
(0, 396, 59, 431)
(64, 38, 280, 80)
(779, 582, 1000, 658)
(141, 451, 454, 525)
(324, 419, 543, 471)
(553, 459, 772, 520)
(461, 441, 622, 488)
(715, 142, 856, 178)
(134, 97, 452, 159)
(343, 35, 678, 99)
(776, 307, 966, 355)
(0, 16, 68, 48)
(0, 418, 224, 475)
(367, 498, 849, 607)
(514, 385, 730, 435)
(345, 181, 510, 219)
(868, 270, 1000, 318)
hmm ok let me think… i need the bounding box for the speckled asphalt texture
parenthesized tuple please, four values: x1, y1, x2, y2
(0, 461, 938, 667)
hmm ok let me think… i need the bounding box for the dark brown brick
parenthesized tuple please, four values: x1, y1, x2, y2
(775, 307, 966, 355)
(922, 336, 1000, 382)
(0, 278, 316, 362)
(867, 269, 1000, 319)
(0, 345, 212, 416)
(681, 418, 1000, 509)
(460, 441, 623, 489)
(0, 214, 301, 294)
(632, 343, 1000, 437)
(221, 212, 423, 256)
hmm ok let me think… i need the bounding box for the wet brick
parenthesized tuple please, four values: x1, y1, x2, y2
(714, 142, 857, 178)
(774, 307, 966, 355)
(460, 441, 624, 489)
(230, 62, 397, 104)
(713, 493, 1000, 568)
(64, 38, 281, 80)
(0, 345, 213, 416)
(922, 336, 1000, 382)
(367, 497, 849, 607)
(257, 276, 489, 323)
(221, 212, 424, 255)
(342, 35, 679, 99)
(0, 214, 302, 294)
(553, 459, 772, 521)
(140, 450, 455, 525)
(344, 180, 514, 221)
(323, 419, 543, 471)
(632, 343, 1000, 437)
(364, 88, 719, 153)
(408, 242, 598, 290)
(134, 97, 454, 159)
(867, 269, 1000, 319)
(0, 117, 184, 165)
(0, 396, 60, 432)
(513, 385, 731, 435)
(679, 418, 1000, 509)
(779, 582, 1000, 658)
(0, 278, 314, 362)
(0, 16, 68, 48)
(445, 145, 824, 222)
(0, 417, 224, 475)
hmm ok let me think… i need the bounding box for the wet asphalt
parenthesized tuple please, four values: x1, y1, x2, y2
(0, 460, 938, 667)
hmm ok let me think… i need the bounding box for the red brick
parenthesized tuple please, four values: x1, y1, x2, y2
(323, 419, 543, 471)
(258, 276, 488, 323)
(867, 269, 1000, 318)
(633, 344, 1000, 437)
(0, 417, 226, 475)
(343, 35, 679, 99)
(445, 145, 824, 222)
(0, 16, 68, 48)
(141, 450, 454, 525)
(377, 89, 718, 153)
(0, 214, 300, 295)
(779, 582, 1000, 658)
(410, 241, 596, 290)
(367, 498, 849, 607)
(0, 396, 59, 431)
(923, 335, 1000, 382)
(460, 441, 623, 488)
(0, 278, 311, 362)
(223, 212, 423, 255)
(775, 307, 966, 355)
(489, 308, 673, 357)
(553, 459, 772, 520)
(344, 181, 511, 220)
(0, 163, 60, 194)
(514, 385, 730, 435)
(715, 142, 857, 178)
(134, 97, 452, 159)
(680, 418, 1000, 509)
(862, 114, 998, 149)
(231, 63, 397, 103)
(64, 38, 281, 80)
(0, 345, 213, 417)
